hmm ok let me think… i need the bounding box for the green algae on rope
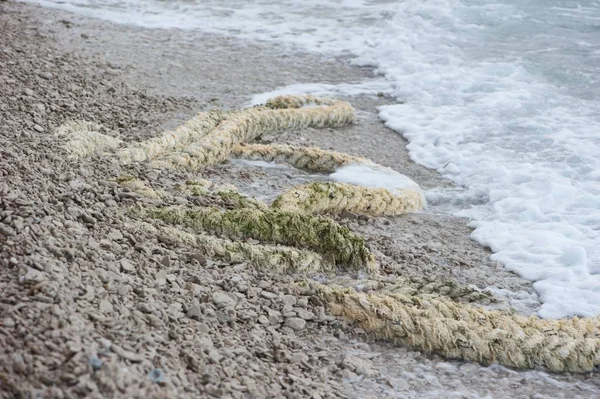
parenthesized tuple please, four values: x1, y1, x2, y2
(129, 205, 376, 273)
(114, 175, 165, 199)
(136, 222, 329, 274)
(272, 181, 425, 217)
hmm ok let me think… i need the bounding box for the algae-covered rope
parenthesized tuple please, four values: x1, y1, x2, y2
(136, 221, 328, 274)
(272, 181, 425, 217)
(128, 205, 376, 272)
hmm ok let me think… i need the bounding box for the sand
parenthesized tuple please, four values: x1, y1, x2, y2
(0, 2, 599, 398)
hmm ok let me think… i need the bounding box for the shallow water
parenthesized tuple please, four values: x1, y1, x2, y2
(21, 0, 600, 318)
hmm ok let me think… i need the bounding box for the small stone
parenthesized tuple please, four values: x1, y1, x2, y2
(161, 255, 171, 267)
(2, 317, 15, 328)
(257, 315, 269, 324)
(99, 299, 113, 313)
(156, 270, 167, 286)
(120, 259, 135, 273)
(208, 349, 223, 363)
(341, 355, 379, 378)
(268, 314, 280, 325)
(297, 297, 309, 308)
(212, 291, 237, 309)
(282, 295, 297, 306)
(186, 305, 202, 320)
(39, 71, 53, 80)
(197, 323, 211, 334)
(459, 363, 478, 373)
(290, 352, 309, 364)
(260, 291, 277, 300)
(284, 317, 306, 331)
(111, 345, 143, 362)
(296, 309, 315, 320)
(108, 229, 123, 241)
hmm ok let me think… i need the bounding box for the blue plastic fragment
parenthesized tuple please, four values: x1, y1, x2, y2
(148, 368, 165, 383)
(89, 356, 103, 371)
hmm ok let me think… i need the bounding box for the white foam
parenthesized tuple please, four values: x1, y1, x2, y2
(27, 0, 600, 318)
(330, 163, 423, 200)
(249, 81, 392, 107)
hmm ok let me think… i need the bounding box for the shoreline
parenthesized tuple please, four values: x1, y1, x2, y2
(1, 2, 599, 398)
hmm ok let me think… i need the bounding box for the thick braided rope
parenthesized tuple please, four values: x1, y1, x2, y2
(115, 176, 165, 199)
(58, 121, 122, 159)
(128, 205, 376, 272)
(118, 110, 227, 164)
(317, 284, 600, 372)
(272, 181, 425, 216)
(265, 95, 342, 109)
(215, 191, 268, 211)
(232, 143, 367, 173)
(136, 222, 328, 273)
(335, 277, 494, 304)
(114, 176, 267, 211)
(390, 277, 494, 303)
(57, 96, 600, 372)
(151, 96, 355, 171)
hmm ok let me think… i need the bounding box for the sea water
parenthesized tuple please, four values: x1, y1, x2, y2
(23, 0, 600, 319)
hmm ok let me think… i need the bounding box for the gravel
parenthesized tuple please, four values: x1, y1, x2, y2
(0, 2, 599, 398)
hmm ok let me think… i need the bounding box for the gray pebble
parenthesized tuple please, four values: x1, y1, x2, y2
(260, 291, 277, 300)
(186, 305, 202, 320)
(212, 291, 237, 309)
(284, 317, 306, 331)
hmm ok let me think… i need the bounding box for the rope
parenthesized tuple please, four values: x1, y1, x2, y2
(136, 222, 328, 274)
(317, 284, 600, 373)
(128, 205, 376, 273)
(56, 95, 600, 372)
(58, 121, 122, 159)
(232, 143, 367, 173)
(150, 95, 355, 171)
(272, 181, 425, 216)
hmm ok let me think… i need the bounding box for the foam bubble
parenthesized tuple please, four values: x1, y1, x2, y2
(330, 163, 423, 200)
